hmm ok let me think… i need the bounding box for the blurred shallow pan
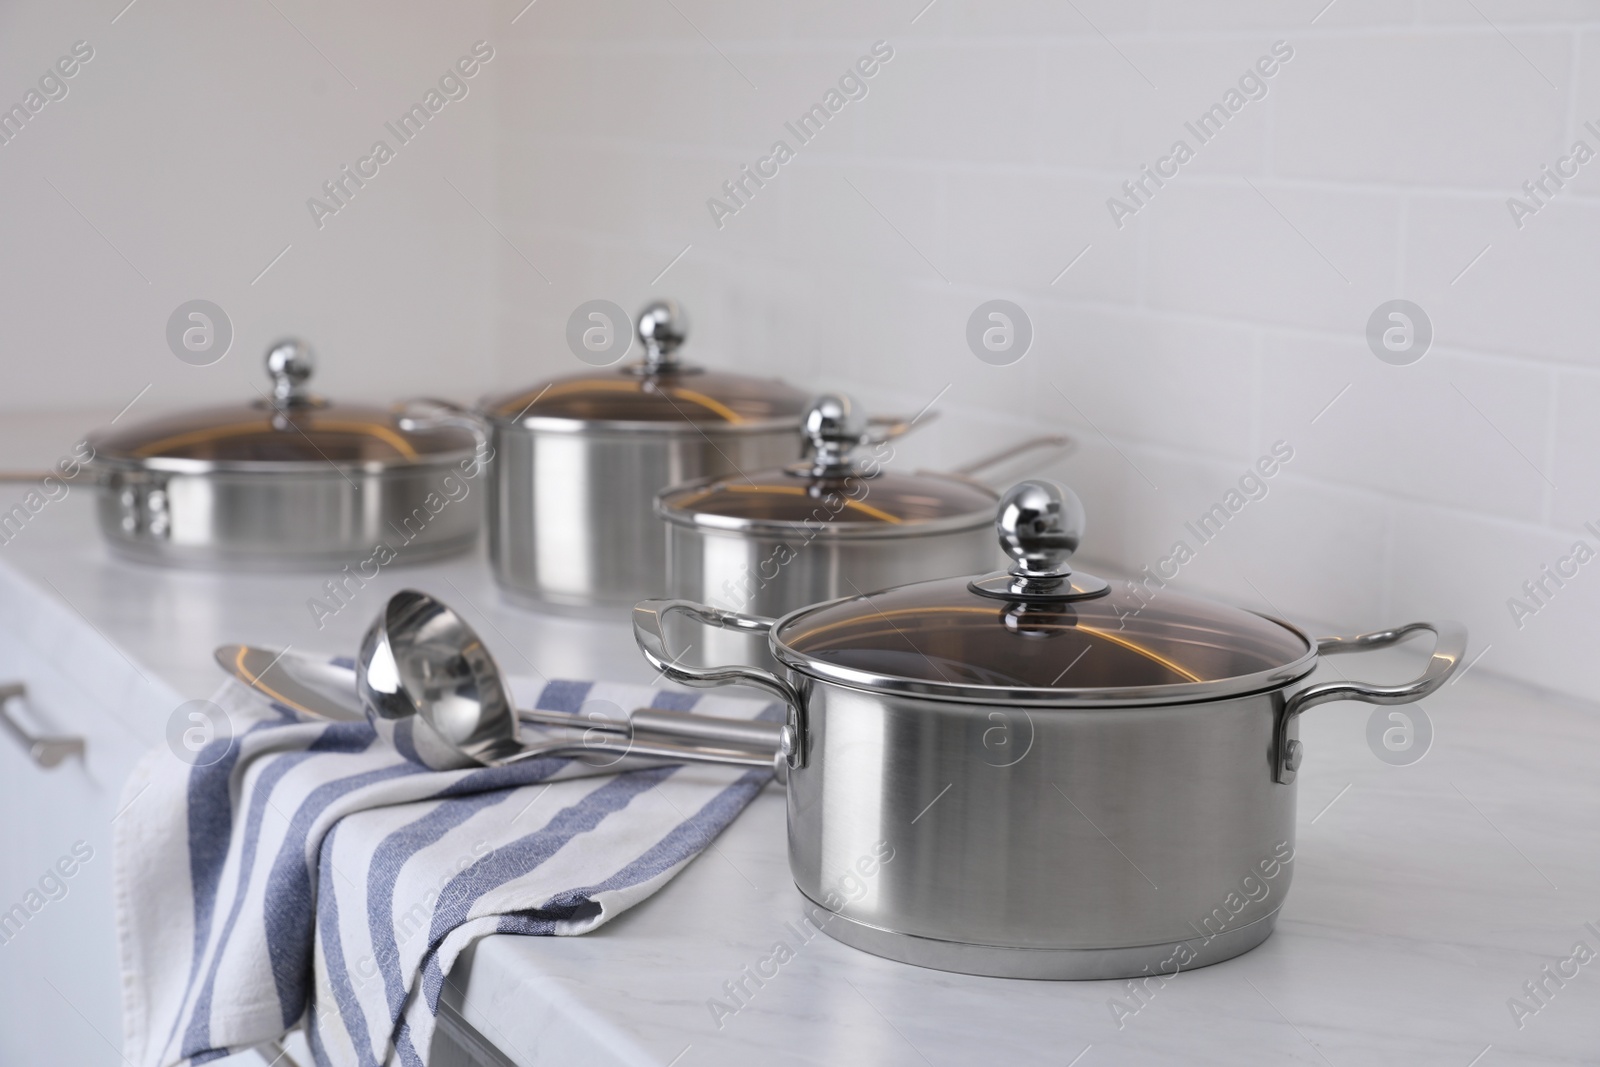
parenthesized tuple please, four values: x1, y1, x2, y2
(80, 339, 487, 570)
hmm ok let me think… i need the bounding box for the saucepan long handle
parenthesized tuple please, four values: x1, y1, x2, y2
(864, 411, 933, 445)
(948, 434, 1075, 487)
(1274, 621, 1467, 784)
(632, 600, 807, 769)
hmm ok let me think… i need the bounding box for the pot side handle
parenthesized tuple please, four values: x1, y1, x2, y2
(1274, 620, 1467, 785)
(396, 398, 492, 468)
(632, 599, 808, 769)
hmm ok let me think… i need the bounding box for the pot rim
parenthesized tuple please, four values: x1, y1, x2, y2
(767, 607, 1322, 706)
(482, 410, 804, 436)
(85, 449, 482, 477)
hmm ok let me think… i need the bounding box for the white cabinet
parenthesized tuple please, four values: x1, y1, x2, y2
(0, 564, 174, 1066)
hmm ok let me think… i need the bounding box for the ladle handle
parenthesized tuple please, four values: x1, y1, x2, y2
(631, 708, 784, 752)
(504, 735, 784, 775)
(516, 707, 784, 754)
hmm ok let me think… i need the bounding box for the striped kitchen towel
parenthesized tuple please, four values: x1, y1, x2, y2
(115, 670, 779, 1067)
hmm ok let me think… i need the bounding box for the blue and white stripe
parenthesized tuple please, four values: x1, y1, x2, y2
(116, 672, 778, 1067)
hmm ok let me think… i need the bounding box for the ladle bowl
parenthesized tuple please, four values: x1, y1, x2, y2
(357, 589, 782, 774)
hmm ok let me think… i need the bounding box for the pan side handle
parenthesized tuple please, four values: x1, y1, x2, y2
(396, 398, 492, 470)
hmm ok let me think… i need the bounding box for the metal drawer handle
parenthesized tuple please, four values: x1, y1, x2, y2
(632, 599, 806, 768)
(1274, 621, 1467, 784)
(0, 683, 85, 769)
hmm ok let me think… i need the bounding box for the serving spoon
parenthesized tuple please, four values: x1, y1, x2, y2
(355, 589, 783, 774)
(214, 644, 367, 722)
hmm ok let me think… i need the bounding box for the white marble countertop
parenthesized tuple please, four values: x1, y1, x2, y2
(1, 491, 1597, 1066)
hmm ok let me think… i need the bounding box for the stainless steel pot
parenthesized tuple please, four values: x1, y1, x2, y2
(634, 480, 1467, 980)
(655, 394, 1071, 670)
(480, 301, 810, 611)
(84, 340, 487, 570)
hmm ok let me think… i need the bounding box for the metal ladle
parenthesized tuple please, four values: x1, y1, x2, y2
(356, 589, 784, 774)
(214, 642, 783, 751)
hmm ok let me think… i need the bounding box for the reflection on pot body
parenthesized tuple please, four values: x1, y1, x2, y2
(787, 683, 1296, 975)
(98, 458, 483, 570)
(481, 300, 809, 610)
(665, 525, 1002, 670)
(1107, 840, 1296, 1029)
(489, 427, 802, 608)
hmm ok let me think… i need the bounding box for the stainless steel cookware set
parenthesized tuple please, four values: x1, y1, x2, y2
(96, 299, 1463, 982)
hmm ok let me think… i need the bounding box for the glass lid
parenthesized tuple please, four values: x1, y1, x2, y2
(481, 300, 807, 432)
(771, 481, 1316, 705)
(657, 395, 997, 535)
(91, 340, 479, 470)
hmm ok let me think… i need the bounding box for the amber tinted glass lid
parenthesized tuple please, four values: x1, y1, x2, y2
(482, 368, 808, 430)
(775, 576, 1311, 701)
(483, 299, 807, 431)
(93, 402, 474, 466)
(658, 394, 995, 533)
(770, 481, 1315, 704)
(659, 469, 995, 532)
(91, 340, 477, 470)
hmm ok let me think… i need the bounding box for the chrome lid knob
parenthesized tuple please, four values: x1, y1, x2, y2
(969, 479, 1109, 602)
(637, 300, 687, 371)
(803, 394, 867, 443)
(265, 338, 316, 405)
(998, 480, 1083, 578)
(801, 394, 867, 473)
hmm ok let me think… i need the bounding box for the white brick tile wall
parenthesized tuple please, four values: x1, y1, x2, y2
(951, 0, 1151, 37)
(1551, 371, 1600, 527)
(1259, 335, 1553, 521)
(1273, 29, 1572, 187)
(484, 3, 1600, 704)
(1407, 195, 1600, 366)
(4, 1, 1595, 706)
(1143, 182, 1402, 332)
(1152, 0, 1409, 31)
